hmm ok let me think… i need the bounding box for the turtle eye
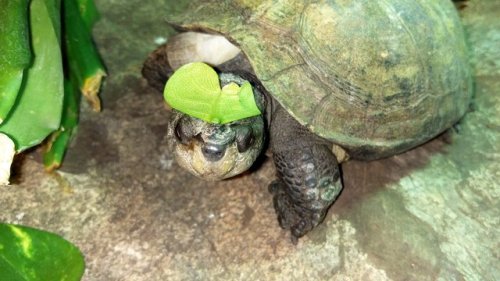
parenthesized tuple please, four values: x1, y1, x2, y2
(236, 126, 254, 153)
(174, 122, 192, 144)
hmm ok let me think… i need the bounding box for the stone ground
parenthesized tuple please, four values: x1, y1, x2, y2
(1, 1, 499, 280)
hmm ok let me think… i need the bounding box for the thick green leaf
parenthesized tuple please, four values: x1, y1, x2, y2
(164, 62, 261, 124)
(0, 223, 85, 281)
(0, 0, 64, 152)
(41, 0, 62, 42)
(0, 0, 31, 123)
(0, 70, 24, 123)
(0, 0, 31, 69)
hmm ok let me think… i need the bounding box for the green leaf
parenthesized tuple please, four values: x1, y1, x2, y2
(0, 70, 24, 123)
(164, 62, 261, 124)
(0, 0, 64, 152)
(0, 0, 31, 69)
(41, 0, 62, 42)
(0, 0, 31, 123)
(164, 62, 221, 122)
(0, 223, 85, 281)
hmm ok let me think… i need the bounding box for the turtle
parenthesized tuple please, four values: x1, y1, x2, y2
(142, 0, 472, 240)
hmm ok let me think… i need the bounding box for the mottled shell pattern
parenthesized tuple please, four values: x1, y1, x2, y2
(169, 0, 472, 159)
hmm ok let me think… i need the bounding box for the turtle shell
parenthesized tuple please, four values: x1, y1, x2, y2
(169, 0, 472, 159)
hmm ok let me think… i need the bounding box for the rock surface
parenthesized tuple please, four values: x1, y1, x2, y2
(1, 1, 498, 280)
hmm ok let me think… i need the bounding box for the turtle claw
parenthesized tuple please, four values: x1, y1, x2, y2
(268, 180, 293, 229)
(269, 179, 318, 239)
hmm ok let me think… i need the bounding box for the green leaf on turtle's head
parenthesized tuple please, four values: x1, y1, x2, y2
(216, 81, 261, 124)
(163, 62, 221, 122)
(163, 62, 261, 124)
(238, 81, 261, 117)
(221, 82, 240, 96)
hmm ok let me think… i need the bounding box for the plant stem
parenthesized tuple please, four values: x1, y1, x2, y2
(64, 0, 106, 112)
(0, 0, 64, 152)
(77, 0, 100, 29)
(43, 78, 80, 171)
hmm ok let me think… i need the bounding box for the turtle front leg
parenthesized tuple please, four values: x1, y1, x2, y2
(269, 107, 342, 240)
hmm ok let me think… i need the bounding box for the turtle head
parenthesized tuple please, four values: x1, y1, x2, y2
(167, 112, 265, 180)
(166, 72, 267, 180)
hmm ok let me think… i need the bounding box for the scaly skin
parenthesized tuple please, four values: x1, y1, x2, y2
(269, 106, 342, 240)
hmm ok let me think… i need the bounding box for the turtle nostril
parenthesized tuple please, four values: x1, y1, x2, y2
(201, 143, 226, 162)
